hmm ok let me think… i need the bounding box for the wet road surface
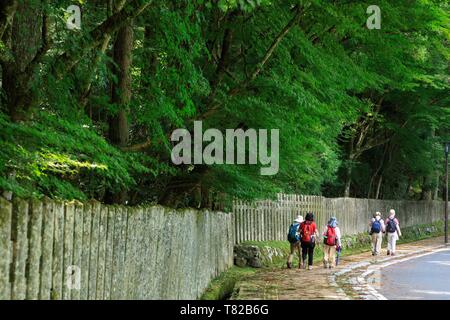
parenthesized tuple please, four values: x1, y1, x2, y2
(380, 248, 450, 300)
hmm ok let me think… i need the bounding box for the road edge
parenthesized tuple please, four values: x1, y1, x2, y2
(331, 243, 447, 300)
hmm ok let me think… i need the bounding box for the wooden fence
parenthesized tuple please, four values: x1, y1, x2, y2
(0, 194, 446, 299)
(0, 197, 234, 300)
(233, 194, 445, 243)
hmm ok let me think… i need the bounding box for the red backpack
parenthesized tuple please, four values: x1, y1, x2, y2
(325, 226, 336, 246)
(301, 221, 313, 243)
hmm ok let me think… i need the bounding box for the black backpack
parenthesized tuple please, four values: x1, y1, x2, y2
(386, 218, 397, 233)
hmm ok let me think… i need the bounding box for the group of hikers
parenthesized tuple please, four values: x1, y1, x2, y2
(287, 209, 402, 270)
(369, 209, 402, 256)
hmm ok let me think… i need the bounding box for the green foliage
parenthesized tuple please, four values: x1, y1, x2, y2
(0, 111, 153, 200)
(0, 0, 448, 204)
(200, 266, 257, 300)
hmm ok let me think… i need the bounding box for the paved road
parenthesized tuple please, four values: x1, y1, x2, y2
(379, 248, 450, 300)
(233, 238, 445, 300)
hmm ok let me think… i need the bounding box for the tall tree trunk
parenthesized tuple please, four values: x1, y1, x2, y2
(106, 17, 133, 204)
(109, 24, 133, 146)
(2, 1, 43, 121)
(421, 175, 433, 200)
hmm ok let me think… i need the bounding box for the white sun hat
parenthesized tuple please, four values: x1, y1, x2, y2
(294, 215, 304, 223)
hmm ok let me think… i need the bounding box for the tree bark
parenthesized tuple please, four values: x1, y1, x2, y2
(108, 24, 133, 146)
(367, 143, 389, 198)
(420, 176, 433, 200)
(343, 165, 352, 198)
(0, 0, 17, 41)
(433, 171, 440, 200)
(1, 0, 43, 122)
(105, 18, 134, 204)
(343, 136, 355, 198)
(79, 1, 129, 110)
(375, 175, 383, 199)
(52, 0, 152, 80)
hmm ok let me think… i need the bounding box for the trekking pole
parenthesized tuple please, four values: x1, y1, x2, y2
(335, 246, 341, 266)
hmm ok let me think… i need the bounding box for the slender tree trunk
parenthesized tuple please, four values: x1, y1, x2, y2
(433, 171, 440, 200)
(343, 137, 355, 198)
(405, 176, 413, 198)
(367, 144, 389, 198)
(143, 25, 158, 77)
(375, 175, 383, 199)
(344, 165, 352, 198)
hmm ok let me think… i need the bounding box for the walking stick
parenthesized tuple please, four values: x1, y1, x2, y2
(336, 246, 342, 266)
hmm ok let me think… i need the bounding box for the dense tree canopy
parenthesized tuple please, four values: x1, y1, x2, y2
(0, 0, 448, 208)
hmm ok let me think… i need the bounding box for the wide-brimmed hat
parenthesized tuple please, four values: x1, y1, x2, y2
(328, 216, 338, 227)
(294, 215, 304, 223)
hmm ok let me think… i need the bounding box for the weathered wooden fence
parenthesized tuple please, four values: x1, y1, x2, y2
(0, 197, 234, 300)
(0, 194, 446, 299)
(233, 194, 445, 243)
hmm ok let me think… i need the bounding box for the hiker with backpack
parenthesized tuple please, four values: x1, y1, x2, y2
(322, 217, 341, 269)
(385, 209, 401, 256)
(299, 212, 319, 270)
(369, 212, 385, 256)
(287, 215, 304, 269)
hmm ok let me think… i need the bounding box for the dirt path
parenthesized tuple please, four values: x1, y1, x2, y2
(233, 237, 446, 300)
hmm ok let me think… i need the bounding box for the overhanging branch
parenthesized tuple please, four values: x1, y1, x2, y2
(120, 138, 152, 152)
(197, 5, 304, 120)
(52, 0, 153, 80)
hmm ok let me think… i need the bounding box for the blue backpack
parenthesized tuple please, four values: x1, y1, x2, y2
(371, 220, 381, 233)
(287, 223, 300, 243)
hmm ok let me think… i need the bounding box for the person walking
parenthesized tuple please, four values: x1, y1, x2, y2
(369, 212, 385, 256)
(385, 209, 402, 256)
(322, 217, 341, 269)
(300, 212, 319, 270)
(287, 215, 303, 269)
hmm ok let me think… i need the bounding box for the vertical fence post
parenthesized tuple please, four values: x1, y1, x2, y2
(0, 197, 12, 300)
